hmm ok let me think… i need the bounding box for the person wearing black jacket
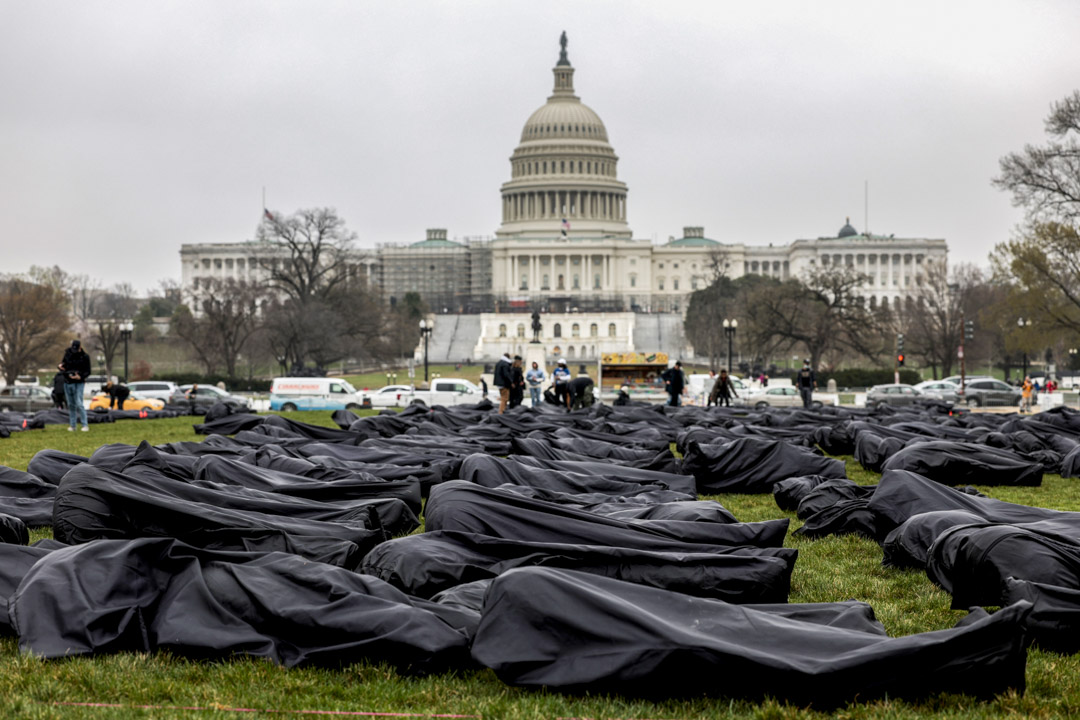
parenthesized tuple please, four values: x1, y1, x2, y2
(493, 353, 513, 414)
(508, 356, 525, 409)
(58, 339, 91, 431)
(661, 360, 686, 407)
(569, 372, 595, 410)
(103, 380, 131, 410)
(50, 372, 67, 410)
(796, 359, 817, 408)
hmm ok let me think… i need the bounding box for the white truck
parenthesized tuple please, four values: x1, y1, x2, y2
(361, 378, 483, 408)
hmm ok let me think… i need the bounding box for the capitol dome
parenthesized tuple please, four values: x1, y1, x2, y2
(496, 34, 631, 239)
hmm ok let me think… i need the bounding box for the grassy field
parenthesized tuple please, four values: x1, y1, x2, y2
(2, 415, 1080, 718)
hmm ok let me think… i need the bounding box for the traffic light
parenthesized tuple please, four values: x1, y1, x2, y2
(897, 353, 905, 367)
(897, 333, 905, 353)
(964, 320, 974, 341)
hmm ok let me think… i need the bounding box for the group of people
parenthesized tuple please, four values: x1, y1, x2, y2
(51, 339, 136, 432)
(492, 355, 594, 413)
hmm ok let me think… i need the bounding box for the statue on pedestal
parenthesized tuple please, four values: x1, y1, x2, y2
(530, 310, 543, 343)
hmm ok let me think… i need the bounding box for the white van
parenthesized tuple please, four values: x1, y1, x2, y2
(270, 377, 362, 411)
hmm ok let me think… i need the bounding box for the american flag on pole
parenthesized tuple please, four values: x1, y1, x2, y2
(264, 208, 275, 222)
(561, 218, 570, 237)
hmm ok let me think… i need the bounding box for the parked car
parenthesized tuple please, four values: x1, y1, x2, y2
(362, 385, 416, 408)
(126, 381, 180, 402)
(270, 377, 362, 411)
(941, 375, 992, 388)
(88, 394, 165, 411)
(14, 375, 40, 386)
(867, 383, 924, 408)
(0, 385, 55, 412)
(913, 380, 961, 403)
(740, 386, 833, 409)
(169, 384, 251, 411)
(960, 378, 1024, 408)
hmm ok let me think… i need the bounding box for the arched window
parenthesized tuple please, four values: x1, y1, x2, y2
(516, 324, 525, 338)
(568, 346, 576, 359)
(572, 323, 580, 337)
(608, 323, 617, 337)
(498, 324, 507, 338)
(589, 323, 598, 337)
(553, 323, 562, 338)
(557, 274, 565, 290)
(560, 161, 565, 173)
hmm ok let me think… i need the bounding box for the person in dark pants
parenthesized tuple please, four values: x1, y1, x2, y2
(508, 356, 525, 409)
(614, 384, 631, 406)
(661, 361, 686, 407)
(709, 368, 738, 407)
(50, 372, 67, 410)
(58, 339, 91, 431)
(796, 359, 817, 408)
(552, 359, 571, 409)
(103, 380, 131, 410)
(569, 372, 595, 410)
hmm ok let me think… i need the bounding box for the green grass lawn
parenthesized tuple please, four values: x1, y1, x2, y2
(2, 415, 1080, 718)
(345, 363, 487, 391)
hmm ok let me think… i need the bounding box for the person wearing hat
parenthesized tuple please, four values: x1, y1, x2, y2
(796, 358, 817, 409)
(661, 360, 686, 407)
(552, 358, 572, 409)
(614, 384, 631, 406)
(57, 339, 91, 431)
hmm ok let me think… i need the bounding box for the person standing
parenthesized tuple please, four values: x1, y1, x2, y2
(525, 361, 546, 407)
(508, 356, 525, 409)
(796, 359, 817, 409)
(493, 353, 512, 414)
(552, 358, 572, 409)
(58, 339, 90, 431)
(661, 360, 686, 407)
(1021, 376, 1033, 413)
(50, 371, 67, 410)
(709, 368, 738, 407)
(103, 379, 131, 410)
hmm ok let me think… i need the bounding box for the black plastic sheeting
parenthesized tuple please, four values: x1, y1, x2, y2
(11, 538, 474, 671)
(472, 567, 1031, 707)
(683, 438, 846, 494)
(7, 400, 1079, 703)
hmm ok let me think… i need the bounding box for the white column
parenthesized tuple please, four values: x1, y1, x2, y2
(584, 255, 591, 291)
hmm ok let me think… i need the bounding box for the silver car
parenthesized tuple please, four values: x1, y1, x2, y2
(866, 384, 923, 409)
(913, 380, 960, 403)
(743, 386, 833, 409)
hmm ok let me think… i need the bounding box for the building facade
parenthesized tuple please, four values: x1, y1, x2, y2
(179, 36, 947, 322)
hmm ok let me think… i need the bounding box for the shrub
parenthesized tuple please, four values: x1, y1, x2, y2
(150, 373, 272, 392)
(790, 368, 921, 389)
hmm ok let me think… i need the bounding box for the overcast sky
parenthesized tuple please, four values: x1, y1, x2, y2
(2, 0, 1078, 293)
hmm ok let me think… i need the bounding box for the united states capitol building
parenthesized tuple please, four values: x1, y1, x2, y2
(180, 35, 947, 362)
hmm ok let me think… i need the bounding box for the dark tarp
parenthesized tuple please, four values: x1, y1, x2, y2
(193, 413, 266, 436)
(52, 463, 399, 568)
(0, 544, 55, 634)
(470, 567, 1030, 707)
(881, 440, 1043, 487)
(361, 529, 796, 602)
(508, 456, 697, 496)
(772, 475, 840, 512)
(882, 510, 987, 569)
(27, 449, 88, 485)
(458, 454, 681, 497)
(0, 466, 56, 499)
(425, 481, 785, 548)
(683, 438, 846, 494)
(11, 538, 474, 670)
(0, 513, 29, 545)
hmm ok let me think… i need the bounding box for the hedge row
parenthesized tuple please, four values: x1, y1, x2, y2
(791, 368, 921, 389)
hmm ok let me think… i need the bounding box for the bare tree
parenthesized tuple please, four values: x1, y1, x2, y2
(195, 279, 266, 378)
(903, 261, 984, 378)
(0, 277, 70, 385)
(994, 90, 1080, 224)
(743, 266, 873, 370)
(86, 284, 139, 377)
(256, 208, 356, 304)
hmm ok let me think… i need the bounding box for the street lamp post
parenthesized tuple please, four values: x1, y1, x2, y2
(418, 319, 433, 383)
(119, 321, 134, 383)
(722, 319, 738, 374)
(1017, 317, 1032, 380)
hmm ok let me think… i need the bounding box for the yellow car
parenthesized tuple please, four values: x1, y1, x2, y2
(88, 394, 165, 412)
